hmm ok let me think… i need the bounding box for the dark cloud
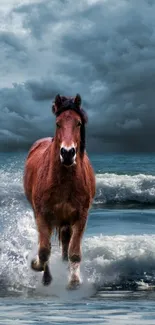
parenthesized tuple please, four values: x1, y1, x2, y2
(0, 0, 155, 152)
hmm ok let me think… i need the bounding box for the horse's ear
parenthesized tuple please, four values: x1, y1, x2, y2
(52, 94, 62, 114)
(74, 94, 81, 108)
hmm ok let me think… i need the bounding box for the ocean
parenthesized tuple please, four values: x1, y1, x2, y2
(0, 151, 155, 324)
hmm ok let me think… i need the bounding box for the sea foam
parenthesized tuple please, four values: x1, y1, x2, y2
(1, 211, 155, 297)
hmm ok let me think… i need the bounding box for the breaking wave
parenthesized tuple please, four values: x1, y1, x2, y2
(1, 169, 155, 209)
(96, 173, 155, 207)
(1, 211, 155, 298)
(1, 164, 155, 298)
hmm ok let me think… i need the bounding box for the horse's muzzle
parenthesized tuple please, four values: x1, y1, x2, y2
(60, 147, 76, 166)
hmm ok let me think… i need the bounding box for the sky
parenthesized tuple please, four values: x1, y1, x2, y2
(0, 0, 155, 152)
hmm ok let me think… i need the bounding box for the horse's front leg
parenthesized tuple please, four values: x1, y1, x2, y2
(31, 214, 52, 286)
(68, 213, 87, 289)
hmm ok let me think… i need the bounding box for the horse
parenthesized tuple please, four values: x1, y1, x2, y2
(23, 94, 96, 289)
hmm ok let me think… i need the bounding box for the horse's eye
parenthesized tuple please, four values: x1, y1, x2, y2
(77, 121, 82, 127)
(56, 122, 61, 128)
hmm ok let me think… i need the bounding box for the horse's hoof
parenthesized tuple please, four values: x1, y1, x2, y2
(42, 265, 52, 286)
(31, 258, 44, 272)
(67, 279, 81, 290)
(42, 272, 52, 286)
(62, 254, 68, 262)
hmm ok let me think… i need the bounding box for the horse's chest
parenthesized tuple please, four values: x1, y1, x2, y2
(50, 183, 78, 222)
(53, 201, 76, 221)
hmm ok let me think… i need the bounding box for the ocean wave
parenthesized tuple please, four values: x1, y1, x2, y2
(1, 212, 155, 298)
(1, 170, 155, 208)
(0, 170, 24, 207)
(96, 173, 155, 206)
(83, 234, 155, 291)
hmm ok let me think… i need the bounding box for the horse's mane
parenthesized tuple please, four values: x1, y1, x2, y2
(52, 95, 88, 154)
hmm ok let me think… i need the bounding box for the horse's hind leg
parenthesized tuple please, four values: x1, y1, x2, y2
(60, 226, 71, 261)
(31, 214, 52, 285)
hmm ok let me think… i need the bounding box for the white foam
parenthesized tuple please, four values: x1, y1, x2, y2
(96, 173, 155, 204)
(1, 209, 155, 297)
(83, 234, 155, 285)
(1, 168, 155, 296)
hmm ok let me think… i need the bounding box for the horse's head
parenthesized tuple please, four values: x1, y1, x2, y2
(52, 94, 88, 167)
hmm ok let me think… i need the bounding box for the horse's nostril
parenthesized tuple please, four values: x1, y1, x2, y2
(70, 148, 75, 157)
(60, 147, 75, 157)
(60, 148, 66, 156)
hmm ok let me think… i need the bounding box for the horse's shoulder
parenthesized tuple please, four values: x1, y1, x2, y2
(31, 137, 53, 149)
(27, 137, 53, 158)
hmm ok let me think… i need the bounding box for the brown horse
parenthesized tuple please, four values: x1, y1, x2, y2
(24, 94, 96, 289)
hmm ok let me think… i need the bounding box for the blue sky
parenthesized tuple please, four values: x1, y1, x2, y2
(0, 0, 155, 152)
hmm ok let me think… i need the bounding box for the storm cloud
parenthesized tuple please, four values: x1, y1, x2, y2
(0, 0, 155, 152)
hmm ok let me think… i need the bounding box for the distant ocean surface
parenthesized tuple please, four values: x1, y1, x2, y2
(1, 151, 155, 324)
